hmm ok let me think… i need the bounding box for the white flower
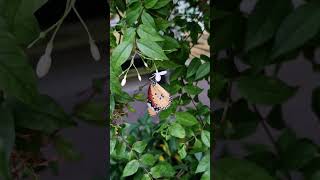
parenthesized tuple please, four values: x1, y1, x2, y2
(138, 73, 141, 81)
(36, 54, 52, 78)
(89, 40, 101, 61)
(154, 71, 167, 82)
(121, 74, 127, 86)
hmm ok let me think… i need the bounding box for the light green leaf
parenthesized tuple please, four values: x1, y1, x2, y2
(126, 3, 143, 25)
(150, 162, 175, 178)
(140, 153, 156, 166)
(176, 112, 198, 126)
(111, 41, 133, 67)
(144, 0, 158, 9)
(110, 139, 116, 155)
(142, 174, 152, 180)
(195, 62, 210, 80)
(178, 144, 187, 159)
(132, 141, 147, 153)
(272, 2, 320, 59)
(137, 39, 168, 60)
(123, 160, 140, 177)
(141, 10, 156, 28)
(137, 24, 164, 41)
(196, 154, 210, 173)
(201, 130, 210, 147)
(236, 75, 297, 105)
(123, 27, 136, 42)
(201, 170, 210, 180)
(151, 0, 170, 9)
(169, 122, 186, 138)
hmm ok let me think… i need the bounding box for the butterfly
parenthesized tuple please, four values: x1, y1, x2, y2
(147, 72, 172, 116)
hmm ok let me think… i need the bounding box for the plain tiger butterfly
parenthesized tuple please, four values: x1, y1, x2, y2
(147, 74, 172, 116)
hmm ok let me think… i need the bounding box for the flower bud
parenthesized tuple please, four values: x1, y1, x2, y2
(89, 40, 101, 61)
(143, 61, 148, 67)
(138, 73, 141, 81)
(121, 74, 127, 86)
(36, 54, 52, 78)
(45, 42, 53, 55)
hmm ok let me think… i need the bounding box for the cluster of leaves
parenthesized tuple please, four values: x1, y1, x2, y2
(213, 0, 320, 179)
(0, 0, 102, 179)
(110, 0, 210, 179)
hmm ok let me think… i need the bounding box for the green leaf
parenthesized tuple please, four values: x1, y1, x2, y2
(201, 170, 210, 180)
(272, 2, 320, 59)
(126, 3, 143, 25)
(137, 39, 168, 60)
(53, 136, 81, 161)
(150, 162, 175, 178)
(178, 144, 187, 159)
(9, 95, 74, 133)
(195, 62, 210, 80)
(0, 105, 15, 161)
(123, 27, 136, 42)
(132, 141, 147, 153)
(245, 0, 292, 51)
(276, 129, 297, 152)
(0, 140, 11, 180)
(137, 24, 164, 41)
(187, 58, 201, 78)
(151, 0, 170, 9)
(159, 35, 180, 52)
(215, 158, 275, 180)
(140, 153, 156, 166)
(184, 84, 203, 95)
(122, 160, 139, 177)
(176, 112, 198, 126)
(141, 10, 156, 28)
(236, 75, 297, 105)
(144, 0, 158, 9)
(195, 154, 210, 173)
(169, 66, 186, 81)
(267, 105, 285, 130)
(169, 122, 186, 138)
(110, 67, 121, 95)
(141, 174, 152, 180)
(110, 139, 116, 155)
(155, 18, 171, 31)
(0, 29, 38, 105)
(201, 130, 210, 147)
(74, 101, 105, 126)
(111, 41, 133, 67)
(312, 87, 320, 120)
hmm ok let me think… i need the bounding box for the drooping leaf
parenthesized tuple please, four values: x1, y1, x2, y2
(272, 2, 320, 59)
(111, 40, 133, 67)
(126, 3, 143, 25)
(137, 39, 168, 60)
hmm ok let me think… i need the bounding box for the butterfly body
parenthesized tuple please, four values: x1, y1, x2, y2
(147, 82, 172, 116)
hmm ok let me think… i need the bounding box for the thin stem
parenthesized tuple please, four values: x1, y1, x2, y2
(72, 4, 93, 41)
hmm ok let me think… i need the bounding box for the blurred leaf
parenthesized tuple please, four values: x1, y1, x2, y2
(0, 140, 11, 180)
(110, 139, 116, 155)
(211, 74, 227, 99)
(214, 158, 275, 180)
(276, 128, 297, 152)
(272, 2, 320, 59)
(236, 75, 297, 105)
(137, 39, 168, 60)
(170, 66, 186, 81)
(201, 130, 210, 147)
(159, 35, 180, 52)
(144, 0, 158, 9)
(184, 84, 203, 95)
(267, 105, 285, 130)
(155, 18, 171, 31)
(195, 62, 210, 80)
(201, 170, 210, 180)
(111, 40, 133, 67)
(151, 0, 170, 9)
(301, 157, 320, 180)
(312, 87, 320, 120)
(122, 160, 139, 177)
(126, 3, 143, 25)
(150, 162, 175, 178)
(141, 10, 156, 28)
(74, 101, 105, 126)
(245, 0, 292, 51)
(246, 150, 278, 176)
(169, 122, 185, 138)
(53, 136, 81, 161)
(123, 27, 136, 42)
(176, 112, 198, 126)
(195, 153, 209, 173)
(0, 105, 15, 161)
(137, 24, 164, 41)
(140, 153, 156, 166)
(132, 141, 147, 153)
(178, 144, 187, 159)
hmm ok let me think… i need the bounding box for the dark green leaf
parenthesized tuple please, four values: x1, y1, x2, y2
(151, 0, 170, 9)
(132, 141, 147, 153)
(245, 0, 292, 51)
(137, 24, 164, 41)
(159, 35, 180, 52)
(111, 41, 133, 67)
(195, 62, 210, 80)
(0, 105, 15, 161)
(214, 158, 275, 180)
(126, 3, 143, 25)
(137, 39, 168, 60)
(140, 153, 156, 166)
(201, 130, 210, 147)
(187, 58, 201, 78)
(184, 84, 203, 95)
(267, 105, 285, 130)
(123, 160, 139, 177)
(276, 129, 297, 152)
(150, 162, 175, 178)
(155, 18, 171, 31)
(74, 101, 105, 126)
(0, 140, 11, 180)
(176, 112, 198, 126)
(53, 136, 81, 161)
(236, 75, 297, 105)
(141, 10, 156, 28)
(272, 2, 320, 59)
(144, 0, 158, 9)
(169, 122, 185, 138)
(169, 66, 186, 81)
